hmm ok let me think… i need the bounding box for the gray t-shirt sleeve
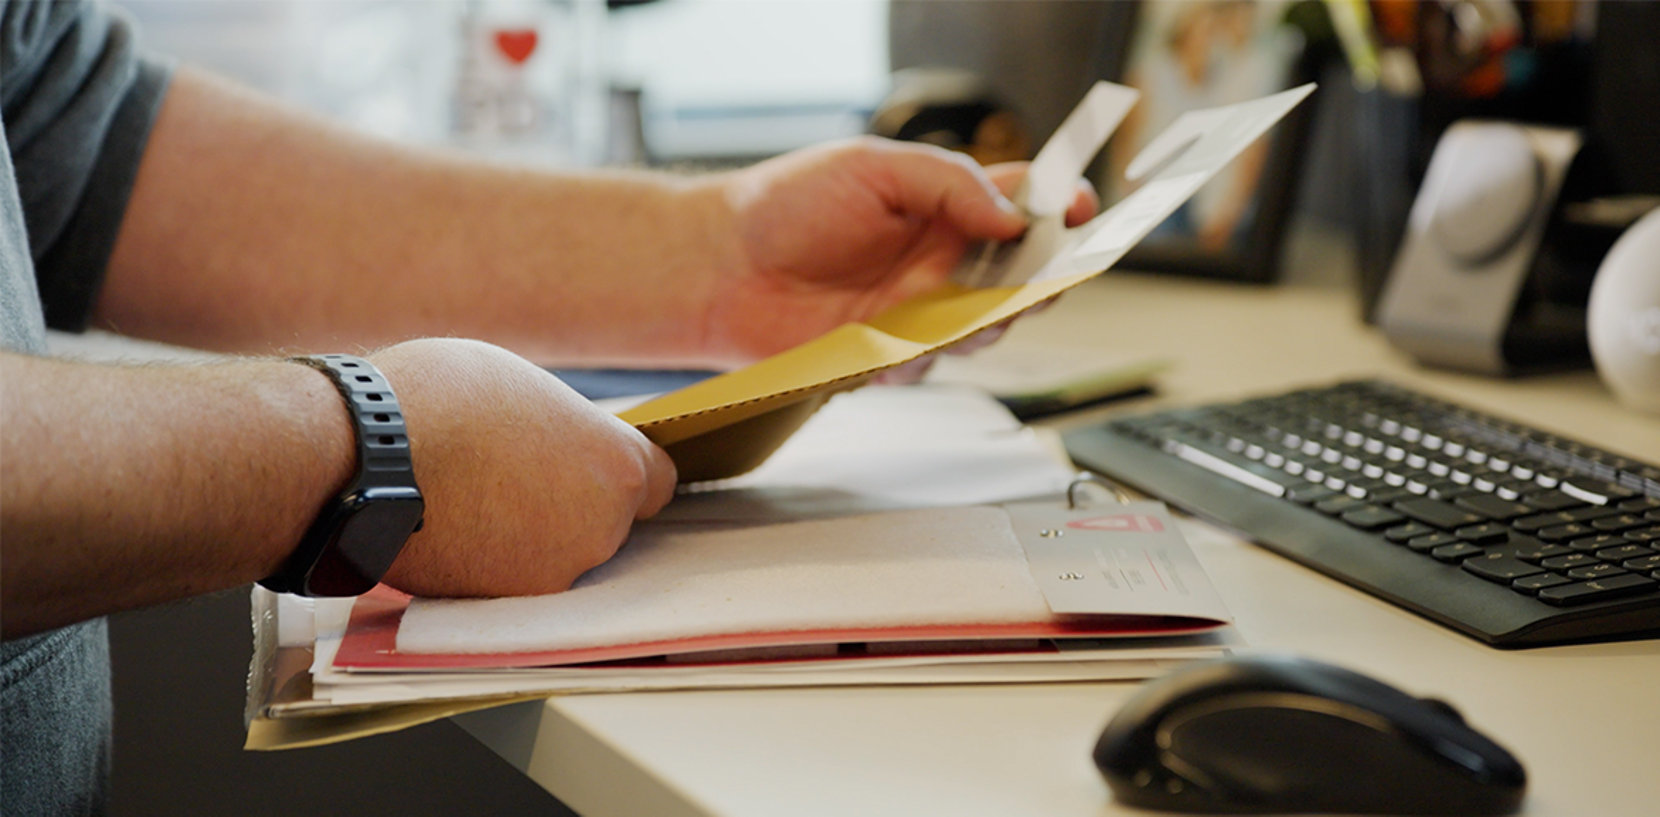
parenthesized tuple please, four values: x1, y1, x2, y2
(2, 0, 173, 331)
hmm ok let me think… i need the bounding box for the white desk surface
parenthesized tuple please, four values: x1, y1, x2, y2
(455, 272, 1659, 817)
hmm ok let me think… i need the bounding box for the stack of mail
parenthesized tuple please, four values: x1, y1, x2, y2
(246, 386, 1236, 749)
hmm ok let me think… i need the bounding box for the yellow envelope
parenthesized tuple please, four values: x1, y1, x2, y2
(620, 273, 1094, 482)
(621, 84, 1315, 483)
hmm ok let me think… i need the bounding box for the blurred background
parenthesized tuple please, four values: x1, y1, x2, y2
(102, 1, 1656, 814)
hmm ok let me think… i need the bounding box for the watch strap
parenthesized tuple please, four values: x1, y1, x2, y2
(260, 354, 423, 596)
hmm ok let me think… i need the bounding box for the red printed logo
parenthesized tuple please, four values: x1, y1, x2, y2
(1068, 514, 1164, 533)
(494, 30, 540, 65)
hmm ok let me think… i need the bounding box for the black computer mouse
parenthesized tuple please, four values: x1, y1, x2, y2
(1093, 654, 1526, 815)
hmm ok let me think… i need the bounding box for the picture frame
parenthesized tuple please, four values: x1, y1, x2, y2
(1101, 0, 1324, 283)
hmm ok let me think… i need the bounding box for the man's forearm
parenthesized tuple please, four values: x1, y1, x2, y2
(98, 68, 737, 367)
(0, 352, 353, 637)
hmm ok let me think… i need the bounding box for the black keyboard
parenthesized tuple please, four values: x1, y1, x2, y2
(1063, 380, 1660, 647)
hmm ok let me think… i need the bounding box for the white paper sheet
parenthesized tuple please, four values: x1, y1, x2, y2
(658, 385, 1077, 521)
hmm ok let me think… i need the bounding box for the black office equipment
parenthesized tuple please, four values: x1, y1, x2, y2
(1064, 380, 1660, 647)
(1093, 654, 1526, 815)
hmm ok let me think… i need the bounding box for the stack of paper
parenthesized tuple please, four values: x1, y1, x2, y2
(308, 502, 1232, 707)
(246, 387, 1236, 749)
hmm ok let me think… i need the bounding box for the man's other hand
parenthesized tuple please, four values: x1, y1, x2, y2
(701, 137, 1098, 365)
(371, 339, 676, 598)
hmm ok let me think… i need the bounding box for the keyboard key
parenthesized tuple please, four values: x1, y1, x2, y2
(1427, 484, 1474, 501)
(1463, 554, 1545, 583)
(1519, 490, 1586, 511)
(1366, 488, 1414, 504)
(1568, 534, 1628, 553)
(1623, 554, 1660, 573)
(1165, 440, 1306, 497)
(1537, 574, 1658, 606)
(1512, 573, 1574, 595)
(1341, 506, 1406, 530)
(1315, 495, 1367, 515)
(1514, 505, 1623, 531)
(1510, 542, 1573, 562)
(1392, 497, 1487, 529)
(1384, 522, 1436, 543)
(1283, 484, 1339, 504)
(1407, 532, 1461, 552)
(1453, 494, 1537, 521)
(1541, 554, 1601, 571)
(1559, 477, 1640, 505)
(1431, 543, 1485, 563)
(1621, 527, 1660, 544)
(1567, 564, 1629, 581)
(1594, 544, 1655, 563)
(1538, 523, 1596, 542)
(1453, 523, 1509, 545)
(1618, 496, 1660, 513)
(1590, 514, 1648, 533)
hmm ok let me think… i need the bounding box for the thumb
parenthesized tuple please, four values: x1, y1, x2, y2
(633, 434, 678, 518)
(872, 139, 1028, 242)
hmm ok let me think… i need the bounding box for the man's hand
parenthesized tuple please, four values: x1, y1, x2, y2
(371, 339, 676, 598)
(700, 137, 1099, 365)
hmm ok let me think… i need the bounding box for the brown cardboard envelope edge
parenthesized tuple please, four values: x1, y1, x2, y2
(619, 271, 1094, 482)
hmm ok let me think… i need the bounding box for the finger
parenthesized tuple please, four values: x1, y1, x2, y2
(1065, 179, 1101, 227)
(944, 294, 1062, 358)
(987, 161, 1097, 227)
(872, 354, 938, 385)
(635, 439, 677, 518)
(984, 161, 1032, 199)
(945, 322, 1009, 357)
(871, 140, 1027, 241)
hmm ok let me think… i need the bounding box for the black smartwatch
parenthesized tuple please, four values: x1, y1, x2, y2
(260, 354, 425, 597)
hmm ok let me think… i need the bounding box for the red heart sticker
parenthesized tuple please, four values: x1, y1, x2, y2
(1067, 514, 1165, 533)
(494, 29, 539, 65)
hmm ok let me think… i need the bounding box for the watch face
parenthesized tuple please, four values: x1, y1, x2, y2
(305, 487, 424, 596)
